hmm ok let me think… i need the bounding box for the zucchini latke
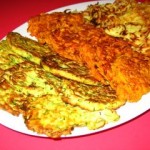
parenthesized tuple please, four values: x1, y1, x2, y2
(24, 94, 119, 138)
(1, 60, 119, 138)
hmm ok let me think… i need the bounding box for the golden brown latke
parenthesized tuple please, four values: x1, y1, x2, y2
(7, 32, 101, 86)
(27, 12, 132, 82)
(0, 77, 26, 116)
(24, 94, 119, 138)
(1, 60, 120, 138)
(83, 0, 150, 54)
(6, 33, 126, 110)
(111, 52, 150, 101)
(3, 61, 124, 111)
(0, 40, 24, 70)
(27, 11, 150, 102)
(0, 41, 26, 115)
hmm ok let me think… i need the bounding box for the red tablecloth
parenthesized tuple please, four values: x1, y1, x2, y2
(0, 1, 150, 150)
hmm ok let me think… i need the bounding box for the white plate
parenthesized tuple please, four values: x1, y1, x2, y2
(0, 0, 150, 138)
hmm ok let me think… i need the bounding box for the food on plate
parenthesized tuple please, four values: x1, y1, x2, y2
(6, 32, 126, 111)
(0, 59, 120, 138)
(83, 0, 150, 55)
(27, 8, 150, 102)
(7, 32, 101, 86)
(0, 73, 26, 116)
(3, 61, 59, 97)
(0, 0, 150, 138)
(0, 40, 24, 70)
(24, 94, 119, 138)
(0, 41, 26, 115)
(0, 37, 121, 137)
(27, 12, 131, 83)
(3, 46, 124, 111)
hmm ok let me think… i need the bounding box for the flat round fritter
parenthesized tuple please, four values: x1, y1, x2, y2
(0, 79, 26, 116)
(0, 60, 120, 138)
(83, 0, 150, 54)
(0, 40, 24, 70)
(24, 94, 119, 138)
(7, 32, 101, 86)
(3, 61, 125, 111)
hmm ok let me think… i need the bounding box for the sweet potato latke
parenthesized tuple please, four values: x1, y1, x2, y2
(28, 7, 150, 102)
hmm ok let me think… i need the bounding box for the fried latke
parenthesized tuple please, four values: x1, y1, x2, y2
(0, 75, 26, 116)
(111, 52, 150, 101)
(28, 11, 150, 102)
(1, 60, 120, 138)
(83, 0, 150, 54)
(3, 61, 124, 111)
(27, 12, 132, 82)
(24, 94, 119, 138)
(3, 61, 60, 97)
(0, 40, 24, 70)
(0, 41, 26, 115)
(7, 32, 100, 86)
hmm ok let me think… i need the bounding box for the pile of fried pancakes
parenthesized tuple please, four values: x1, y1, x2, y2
(0, 0, 150, 138)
